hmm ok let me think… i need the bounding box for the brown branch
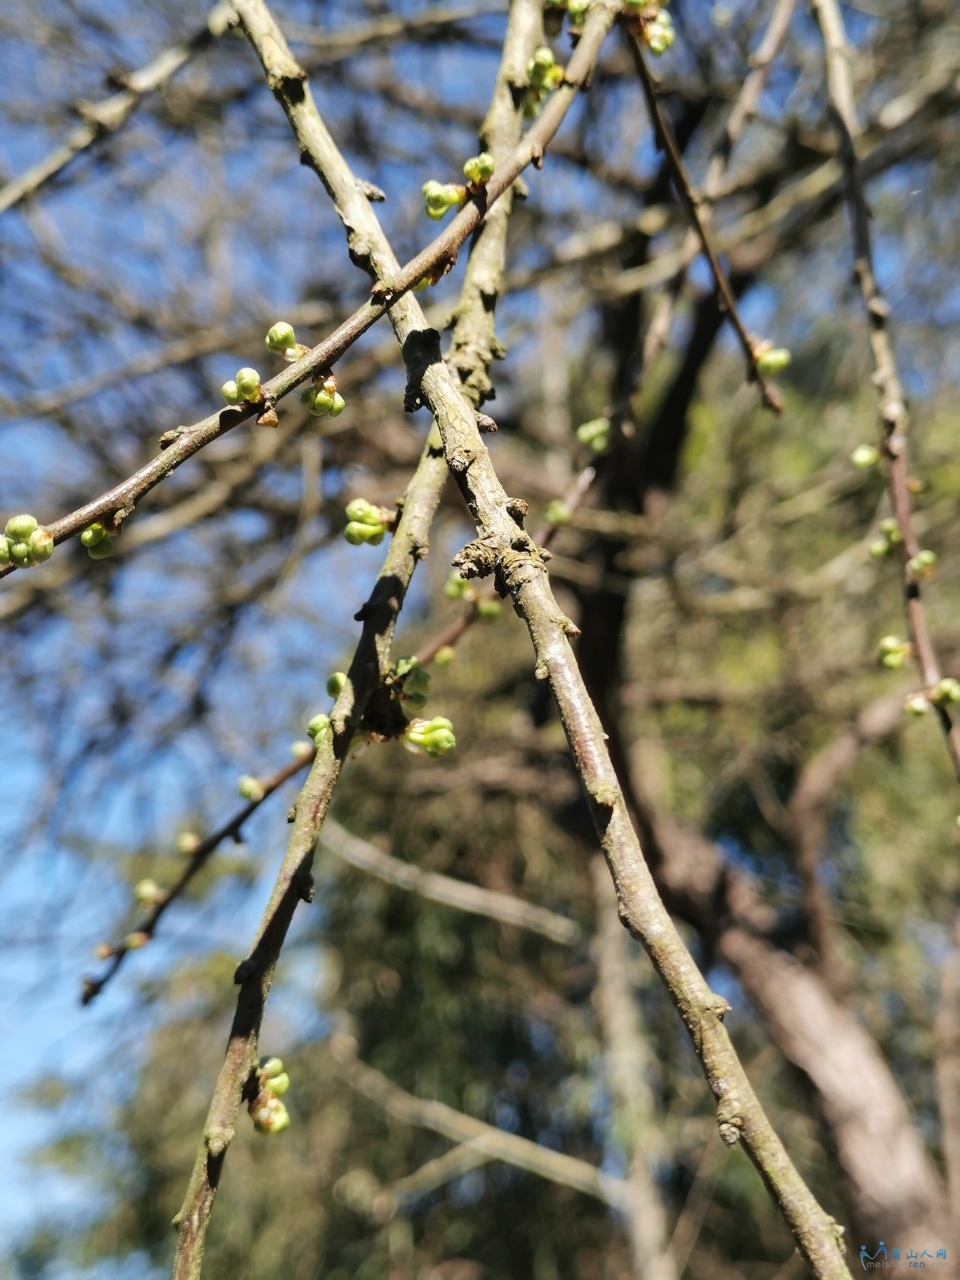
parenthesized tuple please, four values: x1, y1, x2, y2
(329, 1034, 631, 1211)
(935, 914, 960, 1254)
(812, 0, 960, 785)
(628, 32, 781, 412)
(0, 4, 234, 217)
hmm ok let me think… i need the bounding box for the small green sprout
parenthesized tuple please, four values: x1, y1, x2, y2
(402, 716, 457, 760)
(754, 345, 792, 377)
(238, 775, 266, 802)
(307, 712, 331, 741)
(463, 152, 495, 186)
(422, 180, 467, 221)
(265, 321, 297, 354)
(134, 879, 166, 907)
(908, 549, 937, 578)
(344, 498, 389, 546)
(576, 417, 611, 454)
(851, 444, 880, 469)
(176, 832, 202, 856)
(327, 672, 347, 699)
(930, 678, 960, 706)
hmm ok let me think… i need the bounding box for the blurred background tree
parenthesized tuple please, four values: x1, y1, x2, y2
(2, 0, 960, 1276)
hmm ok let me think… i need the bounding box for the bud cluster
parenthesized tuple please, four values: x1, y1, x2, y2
(930, 678, 960, 706)
(576, 417, 610, 454)
(752, 341, 792, 377)
(300, 372, 346, 418)
(463, 152, 495, 187)
(307, 712, 330, 743)
(908, 549, 937, 578)
(878, 635, 911, 669)
(1, 515, 54, 569)
(265, 321, 308, 363)
(222, 367, 263, 405)
(870, 518, 903, 560)
(134, 878, 167, 908)
(524, 47, 565, 118)
(422, 179, 467, 221)
(344, 499, 391, 547)
(392, 656, 432, 710)
(249, 1056, 291, 1134)
(443, 572, 502, 618)
(81, 522, 114, 560)
(401, 715, 457, 760)
(238, 775, 266, 802)
(626, 0, 675, 54)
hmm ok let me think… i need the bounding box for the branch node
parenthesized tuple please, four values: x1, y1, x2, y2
(475, 411, 498, 433)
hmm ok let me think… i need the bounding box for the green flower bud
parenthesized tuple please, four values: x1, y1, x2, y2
(93, 942, 115, 961)
(878, 635, 904, 656)
(567, 0, 588, 20)
(135, 879, 166, 907)
(908, 549, 937, 576)
(327, 672, 347, 698)
(125, 931, 149, 950)
(546, 500, 570, 525)
(882, 651, 907, 669)
(413, 276, 431, 293)
(87, 534, 114, 560)
(5, 514, 38, 540)
(755, 346, 791, 376)
(403, 715, 457, 760)
(422, 180, 465, 221)
(463, 152, 495, 185)
(444, 572, 470, 600)
(476, 598, 502, 620)
(0, 537, 9, 565)
(307, 712, 331, 740)
(264, 1072, 290, 1097)
(930, 678, 960, 706)
(308, 387, 336, 416)
(9, 541, 32, 567)
(222, 379, 241, 404)
(238, 775, 266, 802)
(645, 11, 675, 54)
(176, 831, 202, 856)
(905, 694, 932, 716)
(878, 518, 902, 543)
(259, 1056, 284, 1079)
(290, 739, 314, 759)
(28, 528, 54, 563)
(81, 522, 106, 548)
(235, 367, 262, 401)
(433, 645, 456, 666)
(851, 444, 880, 469)
(869, 538, 892, 559)
(265, 321, 297, 353)
(344, 521, 384, 546)
(329, 392, 346, 417)
(344, 498, 382, 527)
(251, 1091, 290, 1134)
(576, 417, 610, 454)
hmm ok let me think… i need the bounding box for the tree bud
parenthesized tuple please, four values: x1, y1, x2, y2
(290, 739, 314, 759)
(135, 879, 166, 907)
(222, 379, 241, 404)
(93, 942, 115, 960)
(908, 549, 937, 577)
(125, 931, 149, 950)
(264, 1072, 290, 1097)
(260, 1056, 284, 1079)
(422, 180, 466, 221)
(434, 645, 456, 666)
(930, 678, 960, 706)
(307, 712, 331, 740)
(878, 518, 902, 543)
(754, 345, 791, 376)
(329, 392, 346, 417)
(235, 368, 262, 401)
(0, 538, 9, 565)
(9, 541, 32, 567)
(250, 1090, 290, 1133)
(851, 444, 880, 468)
(645, 10, 675, 54)
(81, 522, 106, 547)
(476, 598, 502, 620)
(576, 417, 610, 454)
(176, 831, 202, 856)
(444, 572, 470, 600)
(5, 514, 38, 540)
(463, 152, 495, 185)
(402, 715, 457, 760)
(238, 775, 266, 802)
(86, 534, 114, 560)
(546, 500, 570, 525)
(28, 528, 54, 562)
(265, 321, 297, 353)
(327, 672, 347, 698)
(869, 538, 891, 559)
(904, 694, 932, 716)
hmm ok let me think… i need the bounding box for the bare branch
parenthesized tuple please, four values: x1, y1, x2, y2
(935, 915, 960, 1253)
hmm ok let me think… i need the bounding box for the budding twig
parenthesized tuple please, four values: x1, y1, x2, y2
(812, 0, 960, 785)
(629, 33, 783, 412)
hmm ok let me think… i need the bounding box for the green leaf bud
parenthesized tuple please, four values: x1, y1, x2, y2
(755, 346, 791, 376)
(851, 444, 880, 469)
(908, 549, 937, 576)
(307, 712, 331, 740)
(576, 417, 610, 454)
(0, 537, 9, 565)
(344, 498, 383, 526)
(222, 379, 241, 404)
(81, 523, 106, 547)
(882, 651, 907, 669)
(5, 514, 38, 540)
(259, 1056, 284, 1079)
(328, 392, 346, 417)
(869, 538, 892, 559)
(904, 694, 932, 716)
(309, 388, 335, 416)
(9, 541, 32, 567)
(878, 518, 902, 543)
(28, 528, 54, 562)
(930, 678, 960, 706)
(344, 521, 385, 546)
(567, 0, 588, 20)
(264, 1071, 290, 1096)
(235, 367, 262, 401)
(327, 672, 347, 698)
(87, 534, 114, 560)
(645, 11, 675, 54)
(176, 831, 202, 856)
(463, 152, 495, 185)
(444, 572, 470, 600)
(878, 635, 904, 656)
(135, 879, 166, 907)
(546, 500, 570, 525)
(433, 645, 456, 666)
(476, 598, 502, 620)
(403, 715, 457, 760)
(290, 739, 314, 759)
(251, 1091, 290, 1133)
(422, 180, 466, 221)
(238, 775, 266, 802)
(265, 321, 297, 353)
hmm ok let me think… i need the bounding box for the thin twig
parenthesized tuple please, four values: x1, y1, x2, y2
(0, 5, 234, 217)
(812, 0, 960, 784)
(628, 33, 781, 412)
